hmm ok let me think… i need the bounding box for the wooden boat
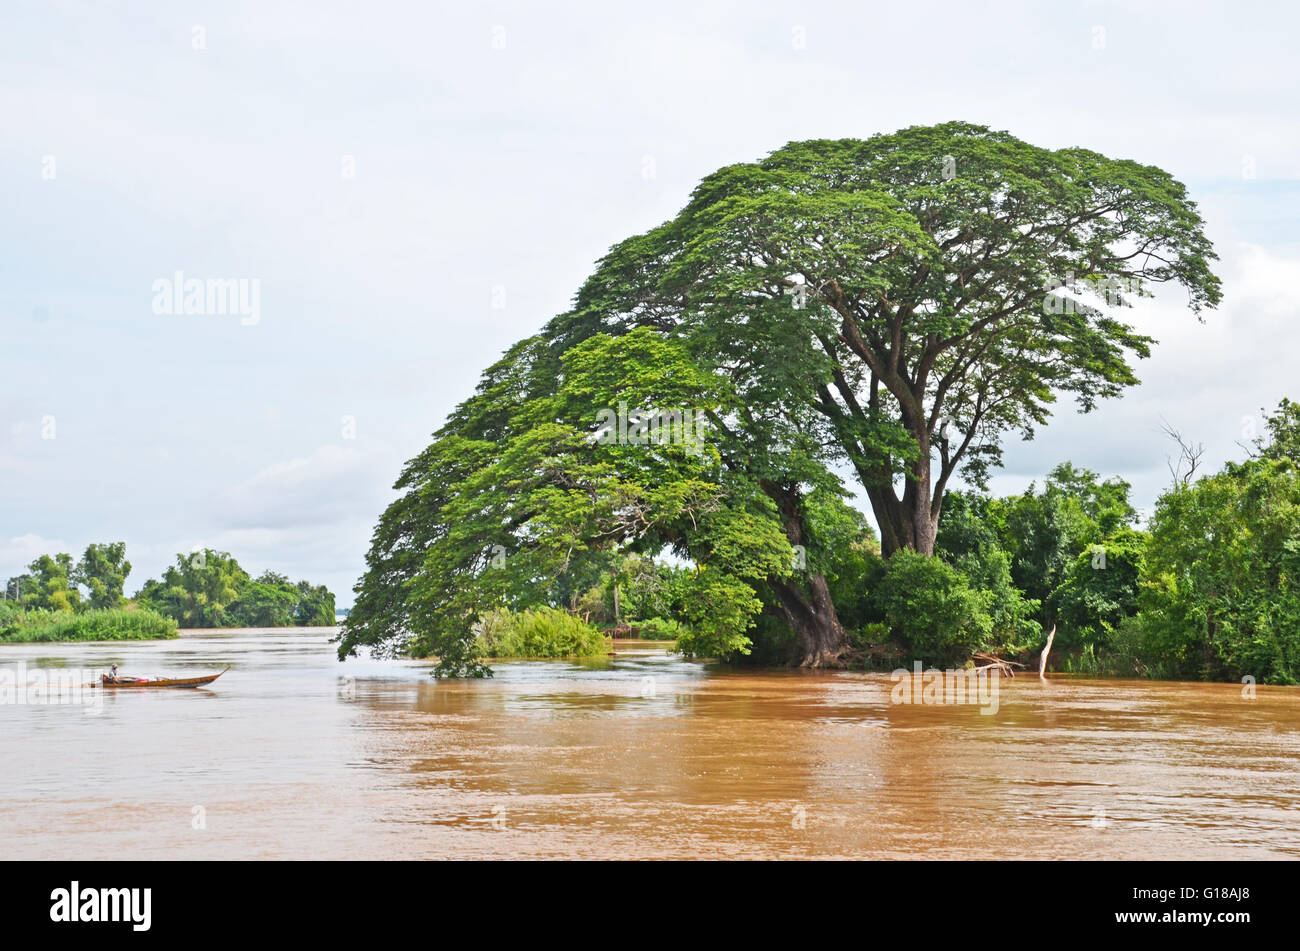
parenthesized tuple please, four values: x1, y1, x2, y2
(87, 666, 230, 689)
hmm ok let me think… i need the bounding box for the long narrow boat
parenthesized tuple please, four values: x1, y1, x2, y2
(86, 666, 231, 689)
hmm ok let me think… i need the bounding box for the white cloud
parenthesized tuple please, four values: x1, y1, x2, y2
(0, 534, 70, 579)
(988, 241, 1300, 507)
(221, 444, 395, 531)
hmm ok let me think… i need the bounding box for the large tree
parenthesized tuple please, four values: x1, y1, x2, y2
(75, 541, 132, 610)
(135, 549, 250, 628)
(550, 121, 1220, 557)
(20, 553, 81, 612)
(346, 121, 1220, 670)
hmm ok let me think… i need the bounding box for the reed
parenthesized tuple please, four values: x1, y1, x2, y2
(0, 606, 178, 642)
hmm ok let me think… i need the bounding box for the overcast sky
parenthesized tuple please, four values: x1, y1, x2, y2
(3, 1, 1297, 606)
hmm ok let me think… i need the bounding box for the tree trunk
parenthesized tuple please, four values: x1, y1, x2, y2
(770, 575, 847, 667)
(909, 422, 939, 556)
(865, 481, 910, 557)
(763, 480, 850, 667)
(861, 426, 941, 558)
(865, 479, 939, 557)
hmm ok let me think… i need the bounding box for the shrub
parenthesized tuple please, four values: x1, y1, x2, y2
(633, 617, 686, 640)
(872, 550, 992, 666)
(846, 621, 892, 652)
(673, 569, 764, 660)
(846, 621, 905, 671)
(473, 606, 610, 658)
(0, 600, 23, 635)
(949, 545, 1041, 656)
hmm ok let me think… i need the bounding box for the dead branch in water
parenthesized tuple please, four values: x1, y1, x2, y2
(1039, 625, 1057, 678)
(971, 652, 1019, 677)
(973, 652, 1026, 668)
(971, 651, 1025, 677)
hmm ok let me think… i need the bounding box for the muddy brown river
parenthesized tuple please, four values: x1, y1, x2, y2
(2, 628, 1297, 859)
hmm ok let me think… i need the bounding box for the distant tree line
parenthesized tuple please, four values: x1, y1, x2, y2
(4, 545, 336, 629)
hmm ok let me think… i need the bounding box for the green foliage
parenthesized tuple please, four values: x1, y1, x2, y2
(6, 543, 136, 613)
(74, 542, 132, 610)
(0, 607, 177, 643)
(3, 542, 331, 632)
(1050, 400, 1300, 683)
(1252, 397, 1300, 463)
(617, 557, 692, 624)
(0, 599, 33, 637)
(737, 613, 800, 667)
(1054, 526, 1146, 648)
(934, 492, 1042, 654)
(797, 488, 881, 631)
(473, 606, 611, 659)
(572, 554, 696, 629)
(135, 552, 336, 629)
(343, 328, 794, 674)
(552, 122, 1219, 556)
(341, 122, 1226, 677)
(939, 464, 1141, 646)
(673, 567, 768, 660)
(229, 577, 299, 627)
(633, 617, 687, 640)
(848, 621, 893, 650)
(291, 580, 337, 626)
(19, 553, 82, 612)
(846, 621, 905, 671)
(1137, 453, 1300, 684)
(872, 550, 993, 666)
(134, 550, 249, 627)
(955, 545, 1042, 656)
(994, 463, 1139, 621)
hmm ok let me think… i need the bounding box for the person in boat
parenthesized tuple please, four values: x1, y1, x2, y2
(103, 664, 120, 684)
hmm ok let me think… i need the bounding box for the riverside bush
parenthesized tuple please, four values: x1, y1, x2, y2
(633, 617, 686, 640)
(0, 607, 178, 642)
(474, 606, 610, 658)
(872, 550, 992, 666)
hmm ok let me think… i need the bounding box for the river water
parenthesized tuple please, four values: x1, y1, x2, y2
(2, 627, 1297, 859)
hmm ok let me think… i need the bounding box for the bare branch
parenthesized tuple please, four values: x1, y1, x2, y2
(1158, 418, 1205, 487)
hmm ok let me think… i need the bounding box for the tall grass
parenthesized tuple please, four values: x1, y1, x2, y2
(0, 606, 178, 643)
(474, 606, 610, 658)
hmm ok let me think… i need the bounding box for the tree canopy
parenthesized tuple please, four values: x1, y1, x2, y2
(134, 550, 337, 628)
(551, 121, 1219, 557)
